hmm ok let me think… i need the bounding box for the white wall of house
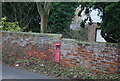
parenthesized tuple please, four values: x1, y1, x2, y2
(96, 29, 106, 42)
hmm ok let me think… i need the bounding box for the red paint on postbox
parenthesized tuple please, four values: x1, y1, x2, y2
(55, 42, 61, 62)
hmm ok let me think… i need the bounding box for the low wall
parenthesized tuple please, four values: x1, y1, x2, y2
(2, 31, 62, 61)
(1, 31, 120, 74)
(60, 39, 120, 74)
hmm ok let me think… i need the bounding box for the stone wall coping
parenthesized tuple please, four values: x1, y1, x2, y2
(61, 38, 119, 47)
(77, 41, 119, 46)
(1, 31, 62, 38)
(62, 38, 76, 41)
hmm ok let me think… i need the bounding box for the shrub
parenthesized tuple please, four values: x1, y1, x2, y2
(0, 17, 26, 31)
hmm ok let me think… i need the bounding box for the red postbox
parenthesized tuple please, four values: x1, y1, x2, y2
(55, 42, 61, 62)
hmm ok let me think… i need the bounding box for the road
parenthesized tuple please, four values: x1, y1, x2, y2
(2, 65, 53, 79)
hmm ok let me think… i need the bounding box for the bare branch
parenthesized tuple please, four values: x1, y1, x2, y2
(36, 2, 44, 15)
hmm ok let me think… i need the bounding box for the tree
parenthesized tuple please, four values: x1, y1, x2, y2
(2, 2, 40, 32)
(48, 2, 79, 34)
(36, 2, 52, 33)
(101, 2, 120, 43)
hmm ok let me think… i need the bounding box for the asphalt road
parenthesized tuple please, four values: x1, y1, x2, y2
(2, 65, 53, 79)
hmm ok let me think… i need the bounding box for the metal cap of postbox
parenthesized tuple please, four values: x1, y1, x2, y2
(55, 42, 61, 47)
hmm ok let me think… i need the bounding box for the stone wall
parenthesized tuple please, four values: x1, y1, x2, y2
(1, 31, 120, 74)
(60, 39, 120, 74)
(2, 31, 62, 61)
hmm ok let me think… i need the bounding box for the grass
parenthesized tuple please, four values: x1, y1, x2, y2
(2, 53, 120, 79)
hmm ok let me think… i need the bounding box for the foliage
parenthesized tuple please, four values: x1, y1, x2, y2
(63, 28, 88, 41)
(48, 2, 79, 34)
(1, 17, 26, 31)
(101, 2, 120, 43)
(2, 2, 79, 33)
(80, 20, 85, 28)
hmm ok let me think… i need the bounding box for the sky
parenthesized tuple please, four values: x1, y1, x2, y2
(90, 9, 102, 22)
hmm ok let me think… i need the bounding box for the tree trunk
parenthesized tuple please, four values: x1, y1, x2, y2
(40, 14, 48, 33)
(36, 2, 52, 33)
